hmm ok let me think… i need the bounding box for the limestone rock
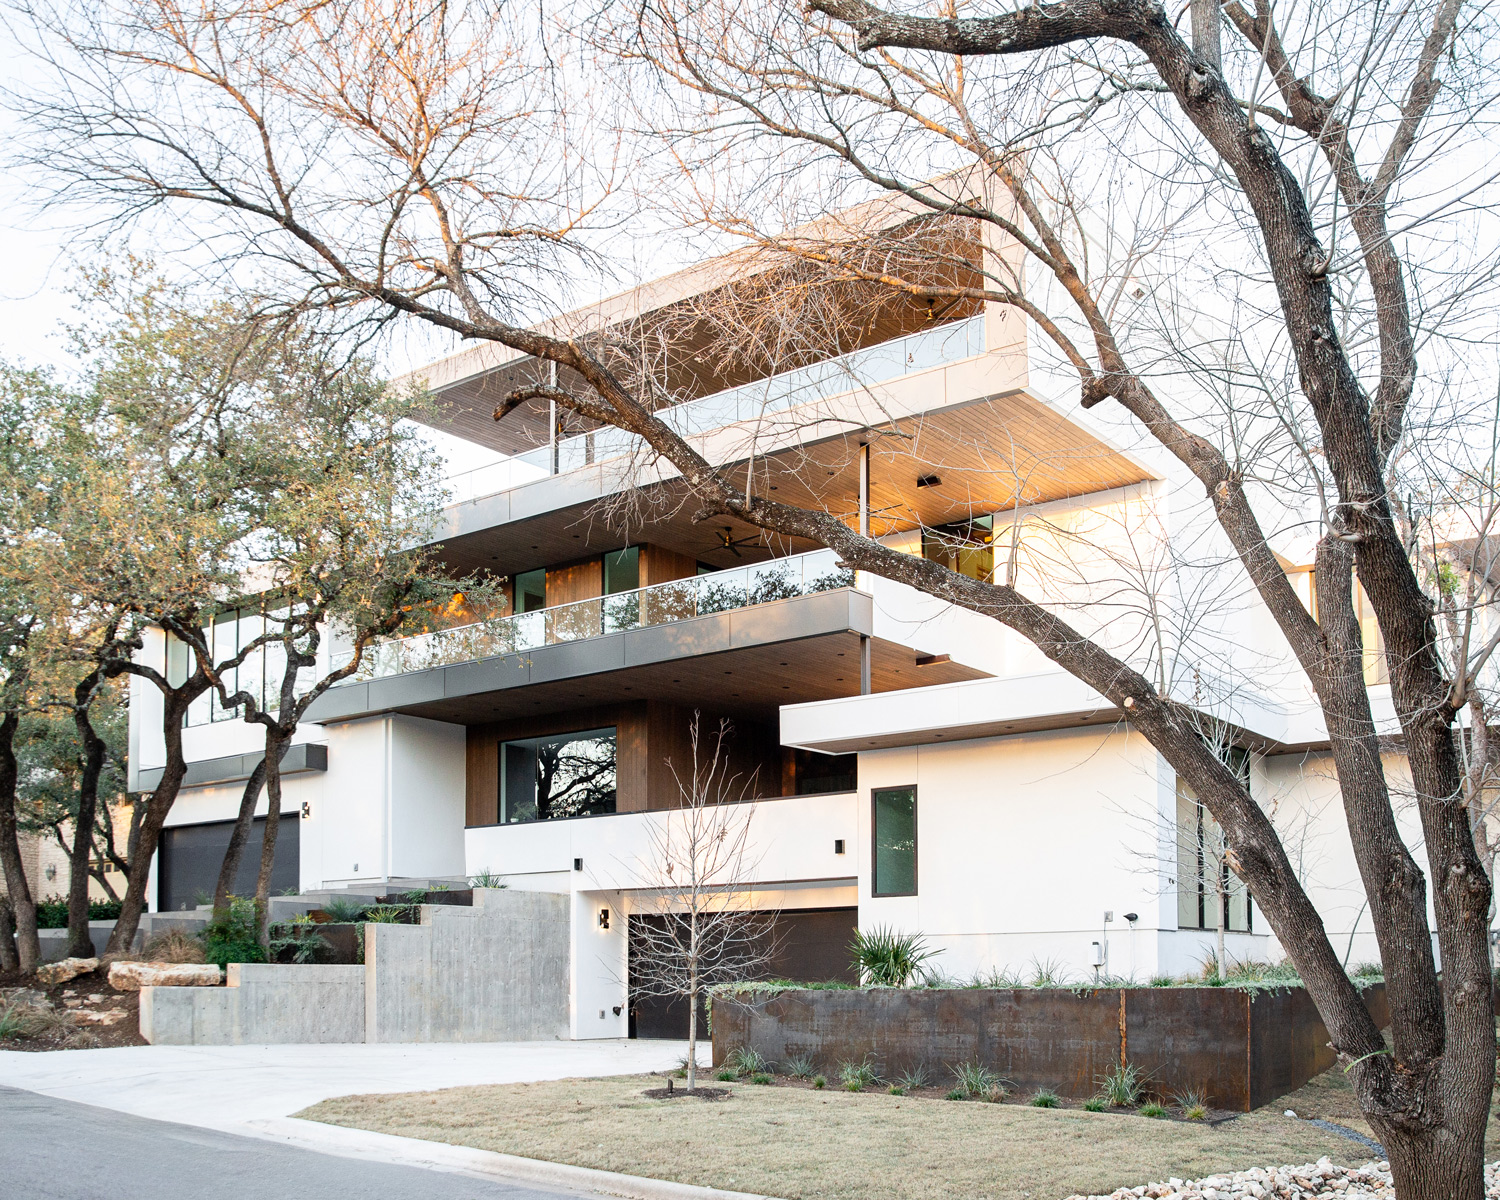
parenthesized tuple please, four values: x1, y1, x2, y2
(36, 957, 99, 986)
(108, 961, 222, 991)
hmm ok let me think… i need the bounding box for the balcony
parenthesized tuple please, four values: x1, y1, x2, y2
(331, 549, 856, 684)
(442, 315, 985, 506)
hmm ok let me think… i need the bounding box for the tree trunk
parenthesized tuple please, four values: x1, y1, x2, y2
(1375, 1118, 1487, 1200)
(214, 756, 267, 913)
(66, 686, 108, 959)
(687, 983, 699, 1092)
(0, 897, 17, 972)
(105, 696, 193, 954)
(253, 733, 290, 954)
(0, 710, 40, 972)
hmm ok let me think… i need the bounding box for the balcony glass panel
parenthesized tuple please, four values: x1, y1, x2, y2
(443, 314, 984, 504)
(329, 548, 856, 684)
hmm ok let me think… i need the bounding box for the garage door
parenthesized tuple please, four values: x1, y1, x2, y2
(629, 906, 859, 1040)
(157, 815, 300, 912)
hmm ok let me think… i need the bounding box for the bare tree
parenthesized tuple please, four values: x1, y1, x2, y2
(12, 0, 1500, 1188)
(629, 715, 778, 1092)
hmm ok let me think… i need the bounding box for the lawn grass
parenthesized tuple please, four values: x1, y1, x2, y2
(298, 1073, 1380, 1200)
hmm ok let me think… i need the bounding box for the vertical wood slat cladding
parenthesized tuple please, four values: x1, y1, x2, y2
(464, 702, 784, 825)
(546, 556, 603, 606)
(640, 544, 699, 587)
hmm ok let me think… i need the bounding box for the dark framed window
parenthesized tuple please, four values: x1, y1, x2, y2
(513, 568, 547, 613)
(871, 786, 917, 896)
(500, 727, 617, 823)
(603, 546, 640, 594)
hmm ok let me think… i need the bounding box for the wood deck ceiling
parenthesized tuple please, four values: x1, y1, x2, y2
(432, 390, 1152, 579)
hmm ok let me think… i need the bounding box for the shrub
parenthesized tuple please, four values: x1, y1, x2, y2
(888, 1085, 906, 1096)
(1082, 1097, 1107, 1113)
(1029, 1088, 1061, 1108)
(750, 1073, 773, 1085)
(839, 1058, 879, 1092)
(268, 914, 329, 964)
(140, 928, 207, 964)
(201, 896, 265, 967)
(812, 1075, 827, 1089)
(727, 1046, 768, 1077)
(950, 1060, 1003, 1097)
(894, 1064, 933, 1091)
(33, 895, 125, 929)
(715, 1069, 736, 1082)
(1095, 1062, 1145, 1108)
(945, 1088, 966, 1101)
(362, 904, 410, 924)
(850, 926, 941, 987)
(784, 1052, 817, 1080)
(1139, 1101, 1167, 1118)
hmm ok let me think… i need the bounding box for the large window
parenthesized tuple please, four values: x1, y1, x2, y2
(921, 515, 994, 582)
(603, 546, 639, 594)
(1176, 748, 1253, 932)
(872, 786, 917, 896)
(500, 727, 618, 823)
(513, 568, 547, 614)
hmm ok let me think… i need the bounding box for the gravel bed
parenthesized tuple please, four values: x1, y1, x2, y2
(1066, 1156, 1500, 1198)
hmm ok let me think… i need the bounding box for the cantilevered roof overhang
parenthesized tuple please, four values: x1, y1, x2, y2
(305, 587, 988, 727)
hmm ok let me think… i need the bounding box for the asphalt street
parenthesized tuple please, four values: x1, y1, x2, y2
(0, 1084, 594, 1200)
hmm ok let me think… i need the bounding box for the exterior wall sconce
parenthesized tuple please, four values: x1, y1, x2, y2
(916, 473, 941, 488)
(45, 864, 57, 881)
(834, 839, 846, 855)
(574, 857, 583, 872)
(598, 907, 610, 930)
(612, 1005, 622, 1016)
(301, 802, 312, 819)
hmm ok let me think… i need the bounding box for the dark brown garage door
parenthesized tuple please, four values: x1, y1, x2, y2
(157, 815, 300, 912)
(629, 906, 858, 1041)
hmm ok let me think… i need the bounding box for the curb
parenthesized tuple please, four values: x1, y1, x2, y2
(242, 1116, 784, 1200)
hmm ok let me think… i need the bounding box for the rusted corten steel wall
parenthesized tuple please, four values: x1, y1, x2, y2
(710, 984, 1388, 1111)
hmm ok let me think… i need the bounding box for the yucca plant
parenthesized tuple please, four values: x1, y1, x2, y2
(850, 926, 940, 987)
(894, 1063, 933, 1091)
(317, 895, 367, 923)
(1174, 1088, 1209, 1120)
(727, 1046, 768, 1077)
(784, 1052, 818, 1080)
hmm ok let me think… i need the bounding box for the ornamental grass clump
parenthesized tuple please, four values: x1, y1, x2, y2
(838, 1058, 879, 1092)
(1095, 1062, 1145, 1108)
(950, 1060, 1004, 1098)
(1029, 1088, 1061, 1108)
(784, 1052, 817, 1079)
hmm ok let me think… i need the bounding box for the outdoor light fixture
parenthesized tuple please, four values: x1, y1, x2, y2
(613, 1006, 623, 1016)
(598, 908, 611, 930)
(916, 473, 941, 488)
(1124, 912, 1139, 924)
(574, 857, 583, 872)
(834, 839, 846, 855)
(301, 802, 311, 819)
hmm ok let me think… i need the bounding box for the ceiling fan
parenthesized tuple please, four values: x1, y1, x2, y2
(707, 526, 764, 558)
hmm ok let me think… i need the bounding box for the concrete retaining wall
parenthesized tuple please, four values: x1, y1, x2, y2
(140, 963, 365, 1045)
(140, 887, 569, 1045)
(366, 888, 569, 1043)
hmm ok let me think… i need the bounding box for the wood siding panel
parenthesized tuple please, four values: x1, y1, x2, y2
(640, 545, 699, 588)
(546, 557, 603, 607)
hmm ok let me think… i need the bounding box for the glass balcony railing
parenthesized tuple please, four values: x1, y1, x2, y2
(444, 314, 985, 505)
(330, 548, 857, 684)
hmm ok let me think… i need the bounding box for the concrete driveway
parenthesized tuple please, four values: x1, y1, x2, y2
(0, 1039, 702, 1199)
(0, 1039, 687, 1131)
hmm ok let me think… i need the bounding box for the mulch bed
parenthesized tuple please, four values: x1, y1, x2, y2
(641, 1085, 732, 1101)
(684, 1070, 1242, 1124)
(1, 965, 147, 1051)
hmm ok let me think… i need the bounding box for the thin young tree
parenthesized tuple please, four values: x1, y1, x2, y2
(630, 715, 778, 1092)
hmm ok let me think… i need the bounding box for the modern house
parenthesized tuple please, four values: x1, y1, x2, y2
(126, 211, 1427, 1038)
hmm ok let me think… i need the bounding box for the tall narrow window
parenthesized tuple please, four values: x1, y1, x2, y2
(513, 568, 547, 613)
(499, 727, 617, 823)
(1176, 748, 1253, 932)
(872, 786, 917, 896)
